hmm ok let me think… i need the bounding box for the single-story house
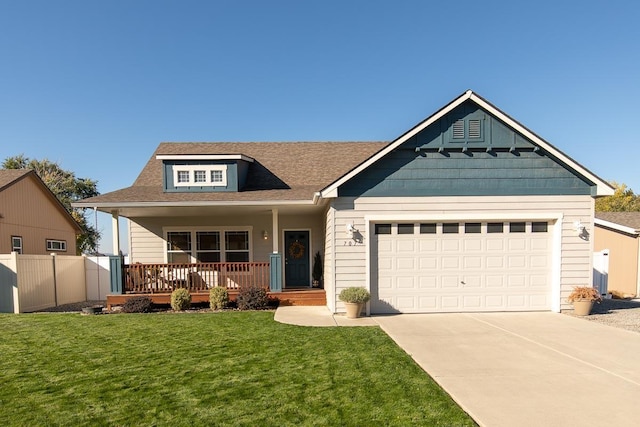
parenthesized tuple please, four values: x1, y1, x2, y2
(594, 212, 640, 298)
(75, 90, 613, 313)
(0, 169, 81, 255)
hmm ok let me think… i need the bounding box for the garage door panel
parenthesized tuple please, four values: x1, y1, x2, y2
(372, 221, 552, 314)
(507, 256, 526, 268)
(464, 239, 482, 251)
(442, 239, 460, 251)
(463, 256, 483, 269)
(442, 257, 460, 269)
(396, 257, 416, 270)
(419, 240, 438, 252)
(508, 238, 527, 251)
(397, 240, 416, 252)
(420, 257, 438, 269)
(419, 276, 437, 288)
(486, 239, 504, 251)
(441, 275, 460, 288)
(396, 276, 416, 289)
(485, 275, 505, 288)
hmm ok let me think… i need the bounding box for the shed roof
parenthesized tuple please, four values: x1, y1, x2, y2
(595, 212, 640, 233)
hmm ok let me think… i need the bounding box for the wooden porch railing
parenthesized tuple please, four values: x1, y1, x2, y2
(123, 262, 270, 294)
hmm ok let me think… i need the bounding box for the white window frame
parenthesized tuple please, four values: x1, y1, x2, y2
(11, 236, 22, 254)
(46, 239, 67, 252)
(163, 227, 252, 263)
(172, 165, 228, 187)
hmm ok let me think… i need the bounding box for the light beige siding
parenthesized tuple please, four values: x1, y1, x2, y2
(0, 175, 77, 255)
(129, 212, 325, 278)
(323, 205, 336, 311)
(329, 195, 594, 312)
(594, 226, 639, 297)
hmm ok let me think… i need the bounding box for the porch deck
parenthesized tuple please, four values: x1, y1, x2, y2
(106, 288, 326, 310)
(108, 261, 325, 309)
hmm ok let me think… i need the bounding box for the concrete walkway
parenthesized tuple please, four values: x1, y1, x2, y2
(275, 307, 640, 426)
(274, 305, 377, 327)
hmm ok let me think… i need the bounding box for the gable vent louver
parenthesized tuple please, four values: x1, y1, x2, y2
(468, 119, 481, 138)
(452, 120, 465, 139)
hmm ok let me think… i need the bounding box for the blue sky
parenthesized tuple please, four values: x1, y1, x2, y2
(1, 0, 638, 253)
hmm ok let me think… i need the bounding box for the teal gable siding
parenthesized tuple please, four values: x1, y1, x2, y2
(339, 102, 594, 197)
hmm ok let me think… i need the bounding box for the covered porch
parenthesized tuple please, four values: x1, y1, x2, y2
(106, 258, 325, 310)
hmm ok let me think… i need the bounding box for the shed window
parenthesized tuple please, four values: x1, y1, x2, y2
(46, 239, 67, 252)
(11, 236, 22, 254)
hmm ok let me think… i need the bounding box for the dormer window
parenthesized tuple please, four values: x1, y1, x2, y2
(157, 154, 254, 193)
(172, 165, 228, 187)
(211, 170, 223, 183)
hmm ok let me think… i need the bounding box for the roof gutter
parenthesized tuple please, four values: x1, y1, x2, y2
(594, 218, 639, 236)
(72, 199, 318, 209)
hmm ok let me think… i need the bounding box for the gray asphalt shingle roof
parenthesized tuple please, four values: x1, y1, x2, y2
(81, 141, 389, 204)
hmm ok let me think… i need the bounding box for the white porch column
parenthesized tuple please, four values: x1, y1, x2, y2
(111, 210, 120, 256)
(272, 208, 279, 253)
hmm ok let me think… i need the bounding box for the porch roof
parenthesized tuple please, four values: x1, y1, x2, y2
(75, 141, 387, 214)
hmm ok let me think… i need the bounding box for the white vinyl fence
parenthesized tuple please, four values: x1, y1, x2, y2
(593, 249, 610, 295)
(0, 253, 114, 313)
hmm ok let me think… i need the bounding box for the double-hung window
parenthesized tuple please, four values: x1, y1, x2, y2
(166, 229, 250, 263)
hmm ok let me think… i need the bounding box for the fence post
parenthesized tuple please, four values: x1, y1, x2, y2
(269, 253, 282, 292)
(51, 253, 58, 307)
(109, 255, 123, 294)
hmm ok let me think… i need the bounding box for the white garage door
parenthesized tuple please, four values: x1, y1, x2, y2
(372, 221, 552, 313)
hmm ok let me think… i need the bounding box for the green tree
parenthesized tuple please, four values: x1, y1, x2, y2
(2, 155, 101, 254)
(595, 181, 640, 212)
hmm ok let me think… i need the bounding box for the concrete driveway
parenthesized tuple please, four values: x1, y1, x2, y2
(375, 312, 640, 427)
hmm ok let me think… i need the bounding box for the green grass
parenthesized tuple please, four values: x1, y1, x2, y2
(0, 312, 475, 426)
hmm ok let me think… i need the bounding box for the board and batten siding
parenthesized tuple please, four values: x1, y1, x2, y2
(0, 175, 77, 255)
(329, 195, 594, 313)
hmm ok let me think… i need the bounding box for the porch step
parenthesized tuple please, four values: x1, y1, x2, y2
(271, 289, 326, 306)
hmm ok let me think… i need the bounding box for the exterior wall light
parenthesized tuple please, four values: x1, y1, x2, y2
(263, 230, 268, 240)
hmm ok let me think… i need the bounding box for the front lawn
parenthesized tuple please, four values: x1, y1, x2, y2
(0, 312, 475, 426)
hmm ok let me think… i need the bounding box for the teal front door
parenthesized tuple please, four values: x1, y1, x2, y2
(284, 231, 310, 287)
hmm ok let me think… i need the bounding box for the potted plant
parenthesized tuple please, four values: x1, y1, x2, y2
(312, 251, 323, 288)
(567, 286, 602, 316)
(339, 287, 370, 318)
